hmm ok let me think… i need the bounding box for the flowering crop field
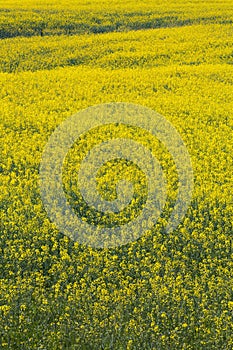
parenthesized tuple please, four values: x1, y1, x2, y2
(1, 0, 233, 349)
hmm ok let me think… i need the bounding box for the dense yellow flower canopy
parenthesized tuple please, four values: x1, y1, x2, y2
(1, 0, 233, 349)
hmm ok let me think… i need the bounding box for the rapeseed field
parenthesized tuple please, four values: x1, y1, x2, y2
(1, 0, 233, 349)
